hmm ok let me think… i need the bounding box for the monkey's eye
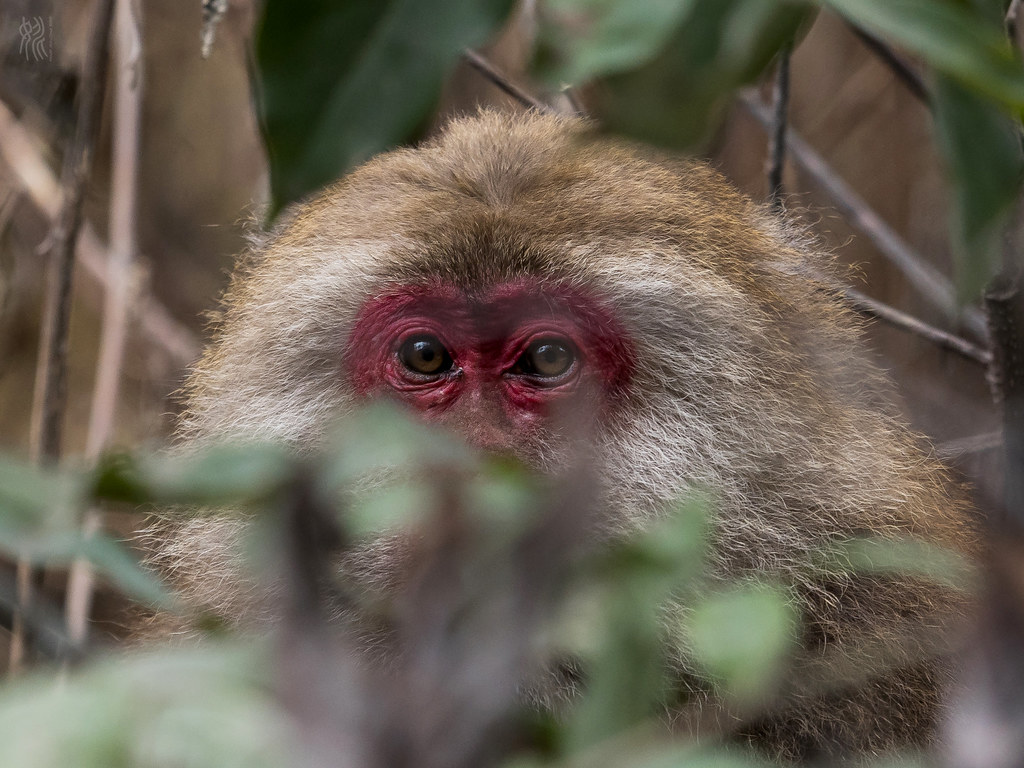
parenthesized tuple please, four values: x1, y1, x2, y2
(512, 338, 576, 379)
(398, 334, 453, 376)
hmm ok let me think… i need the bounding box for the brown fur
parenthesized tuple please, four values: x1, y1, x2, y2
(150, 110, 977, 762)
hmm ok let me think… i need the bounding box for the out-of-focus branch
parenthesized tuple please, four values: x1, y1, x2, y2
(66, 0, 143, 649)
(30, 0, 116, 464)
(739, 89, 988, 341)
(12, 0, 116, 676)
(462, 48, 551, 113)
(767, 47, 791, 211)
(0, 570, 88, 665)
(845, 284, 991, 366)
(936, 430, 1002, 461)
(848, 26, 929, 105)
(201, 0, 228, 59)
(0, 99, 198, 367)
(560, 84, 587, 116)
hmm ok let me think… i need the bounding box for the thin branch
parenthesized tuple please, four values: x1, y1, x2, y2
(936, 430, 1002, 461)
(739, 89, 988, 340)
(462, 48, 551, 113)
(844, 284, 991, 366)
(560, 84, 587, 117)
(201, 0, 228, 59)
(0, 570, 89, 665)
(0, 99, 198, 367)
(1008, 0, 1023, 45)
(12, 0, 116, 675)
(31, 0, 116, 463)
(768, 47, 791, 211)
(86, 0, 141, 461)
(66, 0, 143, 648)
(849, 25, 930, 105)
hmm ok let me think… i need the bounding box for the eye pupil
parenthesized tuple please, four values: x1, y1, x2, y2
(520, 338, 574, 378)
(399, 335, 451, 375)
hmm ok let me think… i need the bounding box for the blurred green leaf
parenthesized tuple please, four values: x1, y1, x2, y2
(257, 0, 516, 216)
(0, 456, 86, 535)
(0, 455, 171, 607)
(0, 643, 287, 768)
(538, 0, 697, 84)
(467, 458, 536, 529)
(616, 492, 709, 581)
(94, 443, 294, 508)
(538, 0, 812, 147)
(933, 75, 1024, 303)
(345, 478, 434, 538)
(565, 495, 709, 752)
(630, 746, 771, 768)
(323, 403, 474, 488)
(319, 404, 477, 536)
(821, 0, 1024, 110)
(564, 577, 668, 753)
(819, 536, 978, 592)
(79, 536, 173, 609)
(687, 582, 796, 705)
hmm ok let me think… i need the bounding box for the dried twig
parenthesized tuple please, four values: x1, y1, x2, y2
(561, 84, 588, 117)
(767, 47, 791, 211)
(0, 569, 88, 665)
(66, 0, 143, 648)
(844, 285, 991, 366)
(0, 99, 198, 367)
(12, 0, 116, 675)
(201, 0, 228, 59)
(751, 74, 990, 367)
(849, 26, 929, 105)
(462, 48, 551, 113)
(936, 430, 1002, 460)
(739, 89, 988, 340)
(31, 0, 116, 463)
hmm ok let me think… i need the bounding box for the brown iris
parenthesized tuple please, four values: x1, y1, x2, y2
(398, 334, 452, 375)
(513, 338, 575, 379)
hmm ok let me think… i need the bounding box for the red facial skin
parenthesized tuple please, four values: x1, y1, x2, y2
(345, 279, 633, 451)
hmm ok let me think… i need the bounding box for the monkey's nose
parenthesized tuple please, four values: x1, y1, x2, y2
(433, 390, 519, 457)
(459, 419, 518, 457)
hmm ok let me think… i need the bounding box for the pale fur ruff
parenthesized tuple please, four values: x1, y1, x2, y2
(157, 111, 971, 760)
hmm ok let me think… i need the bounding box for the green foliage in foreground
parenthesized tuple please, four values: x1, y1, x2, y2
(0, 405, 971, 767)
(0, 645, 286, 768)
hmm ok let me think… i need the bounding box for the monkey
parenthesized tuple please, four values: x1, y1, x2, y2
(148, 109, 977, 763)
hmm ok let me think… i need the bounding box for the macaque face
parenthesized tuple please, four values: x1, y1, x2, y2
(345, 278, 634, 454)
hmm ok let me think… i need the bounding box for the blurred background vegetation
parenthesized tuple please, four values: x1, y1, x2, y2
(0, 0, 1022, 765)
